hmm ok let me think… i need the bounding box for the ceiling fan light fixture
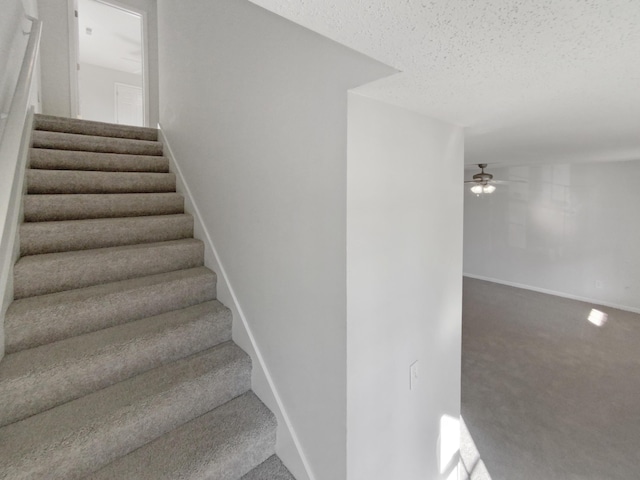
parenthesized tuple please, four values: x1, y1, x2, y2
(470, 184, 484, 195)
(467, 164, 504, 195)
(470, 183, 496, 195)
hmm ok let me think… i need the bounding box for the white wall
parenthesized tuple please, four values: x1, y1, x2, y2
(0, 0, 39, 360)
(0, 0, 22, 113)
(78, 62, 141, 124)
(346, 93, 464, 480)
(21, 0, 41, 115)
(35, 0, 158, 124)
(156, 1, 394, 478)
(1, 0, 32, 132)
(37, 0, 72, 117)
(464, 160, 640, 312)
(0, 0, 26, 360)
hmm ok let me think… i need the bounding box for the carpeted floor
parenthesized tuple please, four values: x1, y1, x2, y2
(462, 277, 640, 480)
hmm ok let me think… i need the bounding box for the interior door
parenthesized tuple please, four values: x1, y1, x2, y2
(114, 82, 143, 126)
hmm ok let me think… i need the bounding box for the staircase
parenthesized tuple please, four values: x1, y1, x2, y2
(0, 114, 295, 479)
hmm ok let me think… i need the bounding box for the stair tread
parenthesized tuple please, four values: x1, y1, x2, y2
(34, 114, 158, 141)
(31, 130, 163, 155)
(6, 266, 217, 353)
(24, 193, 184, 222)
(241, 455, 296, 480)
(30, 148, 169, 172)
(16, 238, 202, 266)
(20, 213, 194, 255)
(13, 238, 204, 299)
(0, 300, 232, 427)
(27, 169, 176, 194)
(0, 342, 251, 479)
(89, 391, 276, 480)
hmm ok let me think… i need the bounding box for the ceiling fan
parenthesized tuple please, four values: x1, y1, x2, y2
(464, 163, 513, 195)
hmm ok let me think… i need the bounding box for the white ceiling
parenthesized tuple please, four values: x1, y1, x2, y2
(250, 0, 640, 166)
(78, 0, 142, 74)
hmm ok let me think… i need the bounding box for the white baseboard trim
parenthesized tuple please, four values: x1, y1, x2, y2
(158, 125, 314, 480)
(463, 273, 640, 315)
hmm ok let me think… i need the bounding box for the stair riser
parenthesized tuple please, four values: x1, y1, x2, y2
(209, 428, 276, 480)
(13, 240, 204, 299)
(90, 393, 277, 480)
(24, 193, 184, 222)
(30, 149, 169, 172)
(0, 304, 232, 427)
(27, 170, 176, 194)
(34, 115, 158, 141)
(32, 131, 163, 155)
(0, 347, 251, 479)
(5, 268, 217, 353)
(20, 215, 194, 256)
(241, 456, 296, 480)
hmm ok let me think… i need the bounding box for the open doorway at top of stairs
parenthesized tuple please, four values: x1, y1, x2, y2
(72, 0, 148, 127)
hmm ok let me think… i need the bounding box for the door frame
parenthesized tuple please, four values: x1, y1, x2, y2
(69, 0, 150, 126)
(67, 0, 79, 118)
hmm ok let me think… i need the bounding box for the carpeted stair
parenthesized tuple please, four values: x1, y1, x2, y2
(0, 114, 295, 479)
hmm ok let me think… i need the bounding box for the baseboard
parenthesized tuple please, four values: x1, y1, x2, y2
(463, 273, 640, 314)
(158, 125, 314, 480)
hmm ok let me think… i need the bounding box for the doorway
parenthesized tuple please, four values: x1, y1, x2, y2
(115, 83, 143, 126)
(75, 0, 147, 126)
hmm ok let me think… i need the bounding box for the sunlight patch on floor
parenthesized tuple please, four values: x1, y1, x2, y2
(588, 308, 608, 327)
(459, 416, 493, 480)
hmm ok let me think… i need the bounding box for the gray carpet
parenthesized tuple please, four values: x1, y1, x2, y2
(241, 455, 297, 480)
(462, 277, 640, 480)
(30, 148, 170, 172)
(24, 192, 185, 222)
(26, 169, 176, 194)
(0, 114, 291, 479)
(32, 130, 164, 155)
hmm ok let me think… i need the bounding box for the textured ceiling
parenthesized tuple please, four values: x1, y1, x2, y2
(249, 0, 640, 165)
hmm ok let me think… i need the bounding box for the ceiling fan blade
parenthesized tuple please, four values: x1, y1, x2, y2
(490, 179, 527, 184)
(464, 180, 481, 184)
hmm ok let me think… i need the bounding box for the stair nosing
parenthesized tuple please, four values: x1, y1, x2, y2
(13, 238, 205, 299)
(0, 342, 251, 479)
(29, 148, 170, 173)
(32, 130, 162, 147)
(0, 300, 232, 427)
(16, 238, 203, 264)
(23, 192, 185, 222)
(26, 169, 177, 195)
(6, 267, 217, 353)
(31, 130, 164, 156)
(19, 213, 194, 256)
(34, 114, 158, 141)
(89, 391, 277, 480)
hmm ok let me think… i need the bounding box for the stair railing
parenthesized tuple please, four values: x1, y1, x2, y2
(0, 14, 42, 359)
